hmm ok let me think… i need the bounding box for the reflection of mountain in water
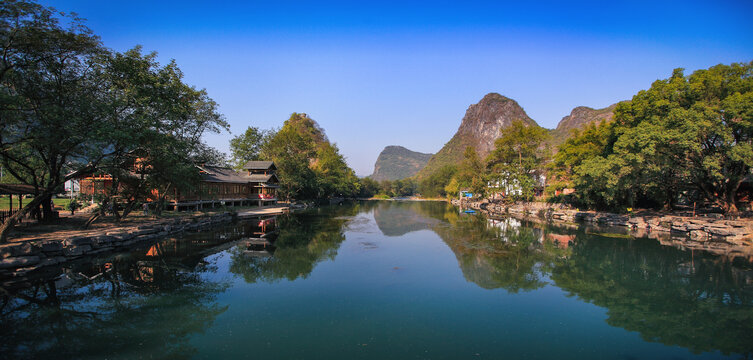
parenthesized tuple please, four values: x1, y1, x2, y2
(372, 201, 448, 236)
(371, 201, 753, 356)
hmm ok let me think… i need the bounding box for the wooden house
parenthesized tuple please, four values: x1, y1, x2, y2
(78, 160, 280, 211)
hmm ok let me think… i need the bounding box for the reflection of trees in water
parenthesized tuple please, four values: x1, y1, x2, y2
(0, 252, 229, 360)
(229, 205, 359, 283)
(373, 201, 753, 355)
(436, 214, 570, 292)
(551, 234, 753, 356)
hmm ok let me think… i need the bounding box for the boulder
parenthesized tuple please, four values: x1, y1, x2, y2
(0, 242, 39, 258)
(0, 256, 41, 269)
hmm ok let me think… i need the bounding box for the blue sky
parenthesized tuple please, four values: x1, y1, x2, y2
(42, 0, 753, 176)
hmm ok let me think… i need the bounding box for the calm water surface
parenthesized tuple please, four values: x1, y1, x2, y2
(2, 201, 752, 359)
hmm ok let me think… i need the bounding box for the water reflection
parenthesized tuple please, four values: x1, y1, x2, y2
(1, 201, 751, 358)
(551, 234, 753, 355)
(371, 201, 753, 355)
(228, 204, 360, 284)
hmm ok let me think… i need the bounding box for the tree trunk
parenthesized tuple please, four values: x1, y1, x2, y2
(41, 193, 53, 221)
(82, 199, 108, 229)
(0, 193, 49, 243)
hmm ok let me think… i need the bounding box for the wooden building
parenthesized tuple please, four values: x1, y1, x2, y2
(166, 162, 279, 210)
(78, 161, 279, 211)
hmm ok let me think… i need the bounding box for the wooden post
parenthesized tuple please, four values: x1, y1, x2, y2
(9, 194, 12, 212)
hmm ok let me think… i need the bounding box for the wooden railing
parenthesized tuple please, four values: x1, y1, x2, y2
(0, 209, 20, 223)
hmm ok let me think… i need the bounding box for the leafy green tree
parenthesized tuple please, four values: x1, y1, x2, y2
(547, 121, 613, 196)
(229, 126, 274, 169)
(418, 165, 457, 198)
(0, 1, 228, 240)
(312, 142, 359, 198)
(558, 63, 753, 213)
(450, 146, 487, 197)
(486, 120, 550, 201)
(357, 176, 380, 198)
(613, 64, 753, 213)
(261, 121, 317, 200)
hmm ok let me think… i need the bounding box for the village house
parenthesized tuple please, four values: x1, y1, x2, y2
(79, 160, 279, 211)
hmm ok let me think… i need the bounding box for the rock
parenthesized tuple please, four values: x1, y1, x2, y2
(63, 245, 91, 257)
(0, 242, 39, 258)
(39, 256, 65, 267)
(39, 241, 63, 253)
(0, 256, 41, 269)
(64, 237, 92, 247)
(91, 236, 116, 247)
(706, 227, 736, 237)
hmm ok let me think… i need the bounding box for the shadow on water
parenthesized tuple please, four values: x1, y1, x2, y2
(371, 201, 753, 356)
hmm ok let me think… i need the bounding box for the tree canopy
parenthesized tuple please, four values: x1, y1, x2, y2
(552, 62, 753, 213)
(0, 1, 227, 240)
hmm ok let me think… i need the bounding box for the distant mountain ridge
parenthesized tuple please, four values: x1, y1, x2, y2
(550, 103, 618, 146)
(374, 93, 620, 180)
(415, 93, 538, 179)
(370, 146, 433, 181)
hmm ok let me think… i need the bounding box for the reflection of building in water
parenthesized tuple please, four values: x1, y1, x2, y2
(487, 218, 521, 232)
(242, 216, 278, 257)
(546, 233, 575, 249)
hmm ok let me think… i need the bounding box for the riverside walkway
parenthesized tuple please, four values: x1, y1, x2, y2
(237, 205, 290, 218)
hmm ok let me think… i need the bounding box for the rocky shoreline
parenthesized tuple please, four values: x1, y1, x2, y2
(0, 212, 236, 283)
(453, 199, 753, 258)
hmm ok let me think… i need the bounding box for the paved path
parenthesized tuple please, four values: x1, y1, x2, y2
(237, 205, 290, 218)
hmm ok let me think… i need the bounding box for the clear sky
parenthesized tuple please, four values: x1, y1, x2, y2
(40, 0, 753, 176)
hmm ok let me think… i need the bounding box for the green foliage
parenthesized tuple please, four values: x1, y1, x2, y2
(229, 126, 275, 169)
(375, 178, 417, 197)
(418, 165, 457, 198)
(356, 177, 380, 198)
(555, 62, 753, 213)
(0, 2, 228, 231)
(443, 146, 487, 198)
(259, 113, 360, 200)
(486, 120, 550, 201)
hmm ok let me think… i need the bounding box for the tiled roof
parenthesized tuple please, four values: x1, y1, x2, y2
(246, 174, 279, 183)
(242, 161, 275, 170)
(197, 165, 250, 184)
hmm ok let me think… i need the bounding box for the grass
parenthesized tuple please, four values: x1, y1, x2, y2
(0, 196, 73, 211)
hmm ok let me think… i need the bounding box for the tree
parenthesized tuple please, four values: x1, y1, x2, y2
(1, 1, 108, 238)
(558, 63, 753, 213)
(229, 126, 274, 169)
(612, 64, 753, 213)
(357, 177, 380, 198)
(0, 2, 228, 240)
(418, 165, 457, 198)
(451, 146, 487, 197)
(312, 142, 359, 198)
(259, 112, 360, 200)
(486, 120, 550, 201)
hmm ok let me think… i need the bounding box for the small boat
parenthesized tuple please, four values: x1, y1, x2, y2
(464, 209, 476, 214)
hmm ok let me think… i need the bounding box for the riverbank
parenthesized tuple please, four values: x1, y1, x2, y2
(0, 205, 289, 280)
(453, 199, 753, 257)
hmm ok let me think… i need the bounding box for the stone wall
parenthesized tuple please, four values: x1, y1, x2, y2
(453, 199, 753, 250)
(0, 212, 234, 281)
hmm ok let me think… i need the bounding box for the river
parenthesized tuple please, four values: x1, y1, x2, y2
(1, 201, 751, 359)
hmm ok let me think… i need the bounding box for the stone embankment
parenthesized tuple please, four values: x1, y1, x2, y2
(0, 212, 235, 281)
(454, 199, 753, 254)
